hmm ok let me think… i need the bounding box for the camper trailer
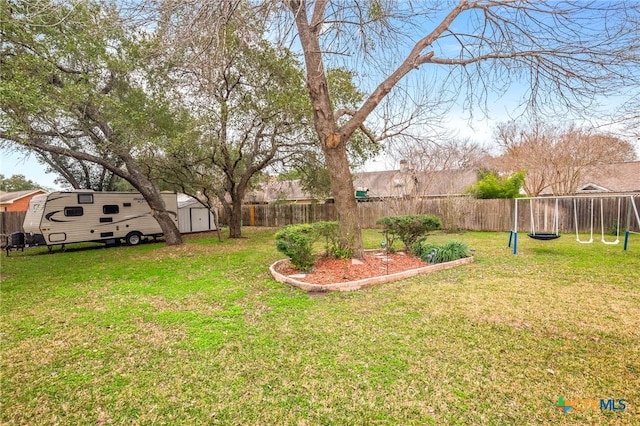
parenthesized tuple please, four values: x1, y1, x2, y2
(23, 191, 178, 248)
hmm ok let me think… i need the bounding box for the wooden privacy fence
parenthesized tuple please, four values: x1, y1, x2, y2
(4, 195, 634, 236)
(0, 211, 26, 235)
(514, 196, 640, 234)
(228, 198, 510, 230)
(221, 195, 640, 233)
(240, 203, 337, 228)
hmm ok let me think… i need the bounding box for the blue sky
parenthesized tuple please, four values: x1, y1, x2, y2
(0, 149, 61, 190)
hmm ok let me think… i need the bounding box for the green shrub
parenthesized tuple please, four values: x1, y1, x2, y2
(465, 170, 525, 199)
(275, 222, 352, 270)
(312, 221, 340, 258)
(275, 224, 316, 271)
(377, 214, 442, 251)
(415, 240, 470, 264)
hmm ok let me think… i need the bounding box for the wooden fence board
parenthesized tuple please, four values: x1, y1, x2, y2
(0, 212, 26, 235)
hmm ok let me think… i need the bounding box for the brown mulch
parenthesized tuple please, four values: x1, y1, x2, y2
(274, 251, 427, 285)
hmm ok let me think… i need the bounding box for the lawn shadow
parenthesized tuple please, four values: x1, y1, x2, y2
(10, 238, 165, 257)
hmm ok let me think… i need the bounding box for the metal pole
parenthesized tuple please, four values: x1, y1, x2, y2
(624, 230, 630, 251)
(513, 199, 519, 254)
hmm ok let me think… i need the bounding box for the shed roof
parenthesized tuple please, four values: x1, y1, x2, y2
(177, 193, 215, 209)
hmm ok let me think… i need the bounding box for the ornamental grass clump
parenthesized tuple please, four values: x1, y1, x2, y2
(414, 240, 470, 264)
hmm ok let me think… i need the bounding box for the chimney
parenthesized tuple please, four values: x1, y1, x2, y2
(399, 159, 407, 172)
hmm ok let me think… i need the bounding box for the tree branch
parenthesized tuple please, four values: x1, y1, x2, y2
(339, 0, 471, 141)
(1, 130, 131, 182)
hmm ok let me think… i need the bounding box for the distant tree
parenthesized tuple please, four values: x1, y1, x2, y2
(466, 170, 525, 199)
(493, 121, 555, 196)
(549, 130, 636, 195)
(389, 136, 488, 172)
(615, 96, 640, 154)
(495, 121, 636, 195)
(0, 174, 41, 192)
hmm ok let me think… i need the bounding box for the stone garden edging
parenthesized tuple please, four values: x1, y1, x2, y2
(269, 256, 474, 292)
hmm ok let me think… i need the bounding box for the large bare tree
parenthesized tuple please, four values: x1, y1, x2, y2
(281, 0, 640, 258)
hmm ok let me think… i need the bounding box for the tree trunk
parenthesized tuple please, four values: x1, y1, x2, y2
(227, 199, 243, 238)
(124, 159, 183, 245)
(139, 188, 183, 245)
(229, 194, 242, 238)
(153, 209, 182, 245)
(289, 3, 364, 259)
(323, 142, 364, 259)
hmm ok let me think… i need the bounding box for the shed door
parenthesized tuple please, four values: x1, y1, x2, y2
(191, 208, 211, 232)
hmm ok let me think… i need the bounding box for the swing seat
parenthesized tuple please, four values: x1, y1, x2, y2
(528, 233, 561, 241)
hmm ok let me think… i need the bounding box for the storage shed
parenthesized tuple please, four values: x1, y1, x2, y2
(177, 194, 218, 233)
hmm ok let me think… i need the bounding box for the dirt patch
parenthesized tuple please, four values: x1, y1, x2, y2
(273, 251, 427, 285)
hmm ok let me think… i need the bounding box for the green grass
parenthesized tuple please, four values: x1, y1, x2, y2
(1, 228, 639, 425)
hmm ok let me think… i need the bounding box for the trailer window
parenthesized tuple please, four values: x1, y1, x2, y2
(64, 207, 84, 217)
(103, 205, 119, 214)
(78, 193, 94, 204)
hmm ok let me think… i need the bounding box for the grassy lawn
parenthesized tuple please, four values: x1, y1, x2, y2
(1, 228, 639, 425)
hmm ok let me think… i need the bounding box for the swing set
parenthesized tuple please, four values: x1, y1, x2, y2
(508, 194, 640, 254)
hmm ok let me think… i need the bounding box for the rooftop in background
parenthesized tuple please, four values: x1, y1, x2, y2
(576, 161, 640, 194)
(246, 168, 479, 204)
(0, 189, 47, 212)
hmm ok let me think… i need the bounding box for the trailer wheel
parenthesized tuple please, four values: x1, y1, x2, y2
(125, 232, 143, 246)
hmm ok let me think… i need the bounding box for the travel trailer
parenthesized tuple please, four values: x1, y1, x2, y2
(23, 191, 178, 248)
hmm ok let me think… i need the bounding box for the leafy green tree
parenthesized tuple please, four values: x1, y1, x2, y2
(148, 2, 314, 238)
(466, 170, 525, 199)
(0, 1, 184, 244)
(0, 174, 41, 192)
(34, 149, 128, 191)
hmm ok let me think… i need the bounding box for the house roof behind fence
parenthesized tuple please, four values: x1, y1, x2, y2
(245, 179, 314, 203)
(0, 189, 46, 204)
(246, 168, 479, 203)
(577, 161, 640, 193)
(353, 168, 478, 198)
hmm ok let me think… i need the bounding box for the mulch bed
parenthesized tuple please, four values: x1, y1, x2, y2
(273, 251, 427, 285)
